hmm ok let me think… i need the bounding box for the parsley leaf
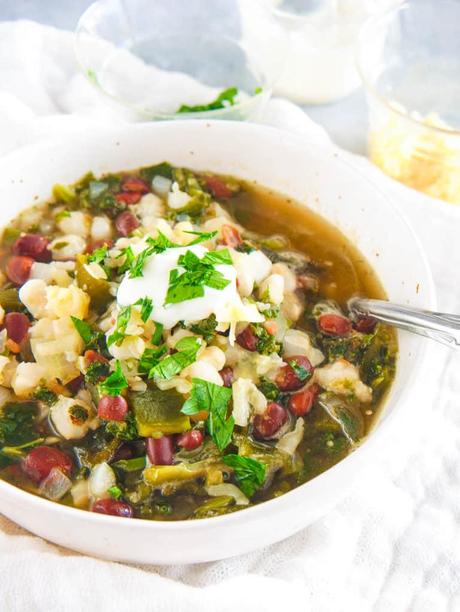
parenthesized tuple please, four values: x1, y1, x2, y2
(118, 245, 135, 274)
(202, 249, 232, 265)
(71, 316, 107, 352)
(184, 230, 217, 245)
(181, 378, 234, 452)
(151, 321, 164, 345)
(87, 245, 108, 265)
(98, 361, 128, 397)
(139, 345, 168, 378)
(148, 337, 202, 380)
(177, 87, 239, 113)
(222, 454, 266, 498)
(107, 485, 122, 500)
(190, 314, 217, 342)
(71, 316, 94, 345)
(135, 297, 153, 322)
(107, 306, 131, 347)
(165, 249, 231, 305)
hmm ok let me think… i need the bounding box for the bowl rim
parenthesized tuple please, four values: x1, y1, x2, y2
(356, 0, 460, 138)
(0, 120, 436, 533)
(74, 0, 279, 120)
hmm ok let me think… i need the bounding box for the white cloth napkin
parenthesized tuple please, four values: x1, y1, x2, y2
(0, 20, 459, 612)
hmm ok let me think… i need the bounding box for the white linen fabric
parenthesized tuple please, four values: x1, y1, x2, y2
(0, 20, 459, 612)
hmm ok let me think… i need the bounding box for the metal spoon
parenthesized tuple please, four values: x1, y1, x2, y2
(348, 297, 460, 349)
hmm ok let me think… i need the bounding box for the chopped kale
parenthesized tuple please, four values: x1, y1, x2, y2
(251, 323, 280, 355)
(33, 387, 58, 406)
(85, 360, 110, 385)
(190, 314, 218, 342)
(257, 378, 280, 401)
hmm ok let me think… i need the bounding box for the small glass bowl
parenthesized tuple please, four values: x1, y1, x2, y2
(75, 0, 286, 121)
(357, 0, 460, 204)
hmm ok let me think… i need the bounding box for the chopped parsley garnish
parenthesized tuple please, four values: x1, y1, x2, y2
(98, 361, 128, 397)
(33, 387, 58, 406)
(119, 231, 218, 279)
(177, 87, 239, 114)
(138, 345, 168, 378)
(107, 485, 122, 500)
(190, 314, 218, 342)
(118, 245, 135, 274)
(181, 378, 234, 452)
(87, 245, 109, 266)
(151, 321, 164, 345)
(184, 230, 217, 245)
(222, 454, 266, 498)
(71, 316, 95, 345)
(147, 336, 202, 380)
(71, 316, 107, 353)
(135, 297, 153, 323)
(164, 249, 231, 305)
(107, 306, 131, 347)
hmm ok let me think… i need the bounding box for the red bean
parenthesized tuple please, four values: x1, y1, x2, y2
(85, 350, 109, 365)
(98, 395, 128, 421)
(6, 255, 33, 285)
(92, 498, 133, 518)
(318, 313, 352, 336)
(147, 436, 174, 465)
(121, 177, 150, 193)
(13, 234, 51, 262)
(22, 446, 73, 484)
(236, 325, 258, 352)
(221, 224, 242, 247)
(275, 355, 314, 392)
(4, 312, 30, 344)
(177, 430, 204, 451)
(115, 211, 140, 236)
(219, 366, 234, 388)
(205, 176, 233, 199)
(66, 374, 85, 394)
(253, 402, 288, 440)
(353, 315, 377, 334)
(288, 384, 320, 417)
(115, 191, 141, 205)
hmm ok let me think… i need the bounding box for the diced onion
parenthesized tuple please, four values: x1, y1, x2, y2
(89, 462, 116, 499)
(39, 467, 72, 501)
(276, 418, 304, 456)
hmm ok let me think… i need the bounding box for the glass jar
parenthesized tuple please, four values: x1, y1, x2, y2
(357, 0, 460, 204)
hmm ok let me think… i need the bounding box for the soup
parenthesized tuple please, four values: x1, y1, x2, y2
(0, 164, 396, 520)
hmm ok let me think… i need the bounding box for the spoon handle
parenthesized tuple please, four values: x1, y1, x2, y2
(348, 297, 460, 349)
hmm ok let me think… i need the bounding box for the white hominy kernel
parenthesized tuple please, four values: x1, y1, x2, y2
(91, 216, 112, 242)
(57, 211, 91, 237)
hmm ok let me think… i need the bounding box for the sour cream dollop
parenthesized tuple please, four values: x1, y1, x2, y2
(117, 245, 239, 329)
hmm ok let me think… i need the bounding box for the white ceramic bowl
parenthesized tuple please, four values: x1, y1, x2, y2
(0, 121, 434, 564)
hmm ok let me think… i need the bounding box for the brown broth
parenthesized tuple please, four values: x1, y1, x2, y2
(228, 182, 386, 305)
